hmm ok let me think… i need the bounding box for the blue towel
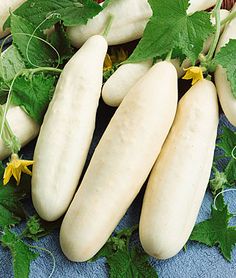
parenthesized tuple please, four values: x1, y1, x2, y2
(0, 106, 236, 278)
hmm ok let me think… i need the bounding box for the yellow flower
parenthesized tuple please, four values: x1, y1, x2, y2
(3, 154, 34, 186)
(103, 48, 128, 72)
(182, 66, 204, 85)
(103, 54, 113, 72)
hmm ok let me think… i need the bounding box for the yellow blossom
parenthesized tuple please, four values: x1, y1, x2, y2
(103, 48, 128, 72)
(3, 154, 34, 186)
(182, 66, 204, 85)
(103, 54, 113, 72)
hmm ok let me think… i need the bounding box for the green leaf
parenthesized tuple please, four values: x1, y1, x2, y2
(10, 14, 57, 68)
(217, 126, 236, 158)
(19, 214, 61, 243)
(214, 39, 236, 98)
(49, 23, 75, 64)
(190, 194, 236, 261)
(130, 248, 158, 278)
(0, 46, 25, 82)
(4, 0, 102, 30)
(211, 125, 236, 192)
(209, 168, 228, 195)
(0, 46, 25, 105)
(0, 204, 21, 227)
(214, 193, 225, 211)
(12, 73, 56, 124)
(92, 225, 157, 277)
(1, 229, 39, 278)
(127, 0, 214, 64)
(108, 249, 133, 277)
(108, 248, 158, 278)
(0, 163, 25, 228)
(21, 215, 48, 241)
(91, 228, 130, 262)
(225, 159, 236, 184)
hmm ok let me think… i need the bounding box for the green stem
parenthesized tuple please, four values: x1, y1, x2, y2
(183, 244, 187, 252)
(125, 225, 138, 250)
(25, 13, 62, 68)
(205, 74, 212, 81)
(0, 105, 20, 154)
(26, 244, 56, 278)
(102, 14, 114, 38)
(14, 32, 61, 68)
(231, 145, 236, 159)
(205, 0, 223, 62)
(165, 49, 173, 61)
(28, 67, 62, 75)
(221, 11, 236, 26)
(213, 188, 236, 210)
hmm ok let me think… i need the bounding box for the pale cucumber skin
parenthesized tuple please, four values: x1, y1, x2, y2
(140, 80, 219, 260)
(215, 4, 236, 127)
(32, 35, 108, 222)
(67, 0, 152, 47)
(0, 105, 39, 160)
(187, 0, 217, 14)
(67, 0, 217, 47)
(60, 61, 178, 262)
(102, 60, 153, 107)
(0, 0, 26, 38)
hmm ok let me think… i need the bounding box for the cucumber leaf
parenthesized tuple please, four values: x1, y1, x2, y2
(217, 126, 236, 184)
(0, 46, 25, 82)
(217, 126, 236, 158)
(190, 195, 236, 261)
(10, 14, 57, 68)
(12, 73, 57, 124)
(4, 0, 102, 31)
(1, 229, 39, 278)
(210, 126, 236, 194)
(127, 0, 214, 64)
(214, 39, 236, 98)
(49, 23, 75, 64)
(92, 225, 158, 278)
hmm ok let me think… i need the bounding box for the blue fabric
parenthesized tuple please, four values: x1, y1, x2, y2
(1, 108, 236, 278)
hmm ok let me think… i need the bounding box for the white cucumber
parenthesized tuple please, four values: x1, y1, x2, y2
(140, 79, 219, 260)
(32, 35, 107, 221)
(215, 4, 236, 126)
(102, 60, 153, 107)
(67, 0, 152, 47)
(60, 61, 178, 262)
(187, 0, 217, 14)
(0, 105, 39, 160)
